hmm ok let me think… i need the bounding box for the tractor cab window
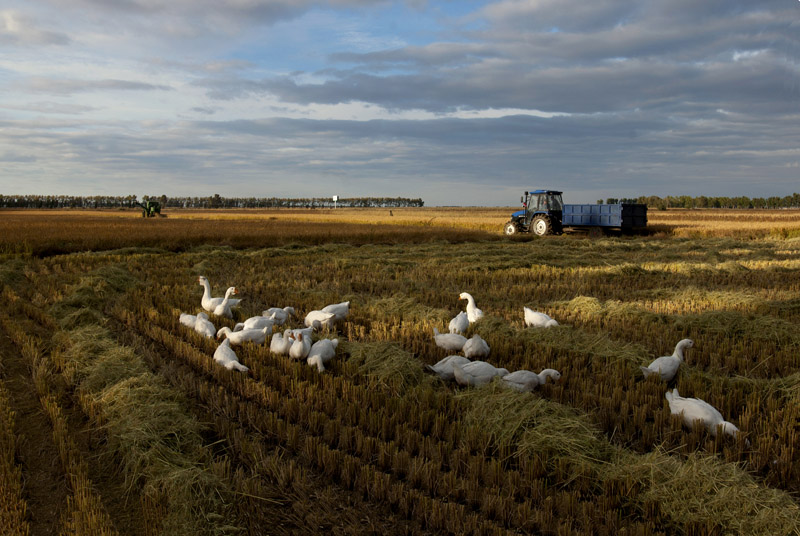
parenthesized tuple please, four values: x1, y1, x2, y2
(547, 194, 563, 211)
(528, 194, 545, 211)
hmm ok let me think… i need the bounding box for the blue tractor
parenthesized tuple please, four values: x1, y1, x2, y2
(504, 190, 565, 236)
(504, 190, 647, 236)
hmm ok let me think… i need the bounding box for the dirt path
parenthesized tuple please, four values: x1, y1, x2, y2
(0, 319, 146, 536)
(0, 328, 69, 536)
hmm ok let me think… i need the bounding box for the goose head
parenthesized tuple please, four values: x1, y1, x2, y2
(719, 421, 741, 439)
(675, 338, 694, 360)
(539, 369, 562, 383)
(216, 327, 232, 339)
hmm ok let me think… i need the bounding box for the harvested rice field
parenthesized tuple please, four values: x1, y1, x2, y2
(0, 207, 799, 535)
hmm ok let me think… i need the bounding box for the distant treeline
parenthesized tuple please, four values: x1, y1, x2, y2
(3, 193, 799, 210)
(0, 194, 425, 209)
(602, 194, 800, 210)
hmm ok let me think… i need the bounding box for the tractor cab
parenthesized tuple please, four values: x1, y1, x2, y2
(522, 190, 563, 216)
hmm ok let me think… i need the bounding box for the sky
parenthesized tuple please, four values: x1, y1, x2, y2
(1, 0, 798, 206)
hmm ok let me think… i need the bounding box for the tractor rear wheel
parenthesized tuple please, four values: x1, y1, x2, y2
(532, 216, 551, 236)
(503, 222, 518, 236)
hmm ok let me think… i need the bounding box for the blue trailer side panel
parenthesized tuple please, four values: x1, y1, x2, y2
(562, 204, 647, 228)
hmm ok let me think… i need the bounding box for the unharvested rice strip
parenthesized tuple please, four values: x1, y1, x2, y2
(116, 302, 666, 534)
(0, 313, 119, 536)
(0, 379, 30, 536)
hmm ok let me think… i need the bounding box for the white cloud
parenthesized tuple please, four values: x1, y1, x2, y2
(0, 9, 69, 45)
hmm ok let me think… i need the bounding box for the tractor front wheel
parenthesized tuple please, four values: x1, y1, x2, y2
(532, 216, 551, 236)
(503, 222, 518, 236)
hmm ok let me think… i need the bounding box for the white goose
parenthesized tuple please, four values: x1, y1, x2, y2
(502, 369, 562, 392)
(641, 339, 694, 382)
(216, 326, 270, 345)
(213, 339, 249, 372)
(462, 334, 490, 359)
(448, 311, 469, 335)
(523, 307, 559, 328)
(433, 328, 467, 352)
(234, 313, 276, 332)
(179, 312, 198, 328)
(262, 307, 295, 326)
(304, 310, 337, 331)
(193, 312, 216, 339)
(289, 332, 312, 360)
(452, 361, 509, 387)
(307, 338, 339, 372)
(426, 355, 471, 381)
(198, 276, 242, 312)
(459, 292, 484, 323)
(269, 329, 293, 355)
(321, 301, 350, 322)
(213, 287, 238, 318)
(665, 388, 745, 442)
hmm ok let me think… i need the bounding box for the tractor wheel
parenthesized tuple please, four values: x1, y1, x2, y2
(532, 216, 551, 236)
(503, 222, 518, 236)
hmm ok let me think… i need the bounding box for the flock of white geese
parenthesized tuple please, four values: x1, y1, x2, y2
(179, 276, 746, 444)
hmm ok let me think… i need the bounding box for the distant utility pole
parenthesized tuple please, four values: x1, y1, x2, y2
(333, 195, 338, 209)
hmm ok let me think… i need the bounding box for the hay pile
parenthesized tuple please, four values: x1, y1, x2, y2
(605, 449, 800, 535)
(343, 341, 427, 395)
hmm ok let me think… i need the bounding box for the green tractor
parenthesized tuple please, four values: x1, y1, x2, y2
(137, 200, 162, 217)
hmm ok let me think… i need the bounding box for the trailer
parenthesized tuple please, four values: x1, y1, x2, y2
(503, 190, 647, 236)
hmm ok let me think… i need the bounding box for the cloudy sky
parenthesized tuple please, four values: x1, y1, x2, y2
(1, 0, 798, 205)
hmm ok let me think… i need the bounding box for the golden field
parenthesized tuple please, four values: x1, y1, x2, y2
(0, 207, 799, 535)
(2, 207, 800, 254)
